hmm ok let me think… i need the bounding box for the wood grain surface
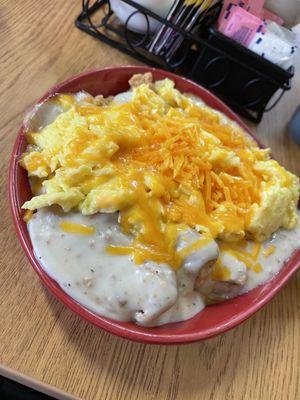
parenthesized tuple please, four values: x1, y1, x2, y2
(1, 1, 300, 399)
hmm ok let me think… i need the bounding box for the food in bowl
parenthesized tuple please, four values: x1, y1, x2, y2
(19, 73, 300, 327)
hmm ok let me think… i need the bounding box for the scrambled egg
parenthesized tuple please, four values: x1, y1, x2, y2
(20, 76, 299, 267)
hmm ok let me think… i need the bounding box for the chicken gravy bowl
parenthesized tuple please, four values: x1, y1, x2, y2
(9, 66, 300, 344)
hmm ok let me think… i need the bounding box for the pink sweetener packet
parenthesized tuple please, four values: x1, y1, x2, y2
(218, 0, 264, 24)
(218, 5, 266, 47)
(217, 0, 245, 27)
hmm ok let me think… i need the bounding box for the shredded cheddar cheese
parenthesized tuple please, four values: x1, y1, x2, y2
(263, 245, 276, 257)
(20, 77, 300, 269)
(253, 263, 263, 273)
(251, 243, 262, 261)
(23, 210, 34, 222)
(60, 221, 95, 235)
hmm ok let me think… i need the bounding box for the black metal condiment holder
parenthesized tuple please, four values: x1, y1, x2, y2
(75, 0, 294, 123)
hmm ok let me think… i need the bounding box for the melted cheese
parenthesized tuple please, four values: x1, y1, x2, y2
(263, 245, 276, 257)
(60, 221, 95, 235)
(23, 210, 34, 222)
(218, 241, 262, 272)
(212, 258, 231, 280)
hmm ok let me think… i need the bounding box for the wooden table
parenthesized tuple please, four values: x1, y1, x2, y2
(1, 1, 300, 399)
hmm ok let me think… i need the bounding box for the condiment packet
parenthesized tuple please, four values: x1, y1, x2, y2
(218, 5, 266, 47)
(248, 22, 297, 69)
(218, 0, 265, 24)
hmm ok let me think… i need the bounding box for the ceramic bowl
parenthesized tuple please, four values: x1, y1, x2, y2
(9, 66, 300, 344)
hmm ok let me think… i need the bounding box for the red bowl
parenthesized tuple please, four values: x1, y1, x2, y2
(9, 66, 300, 344)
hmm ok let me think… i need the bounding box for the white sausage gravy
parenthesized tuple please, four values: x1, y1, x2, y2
(28, 208, 300, 326)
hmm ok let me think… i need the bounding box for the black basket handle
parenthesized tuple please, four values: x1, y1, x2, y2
(264, 89, 287, 113)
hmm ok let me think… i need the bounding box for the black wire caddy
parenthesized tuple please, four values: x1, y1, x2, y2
(75, 0, 294, 123)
